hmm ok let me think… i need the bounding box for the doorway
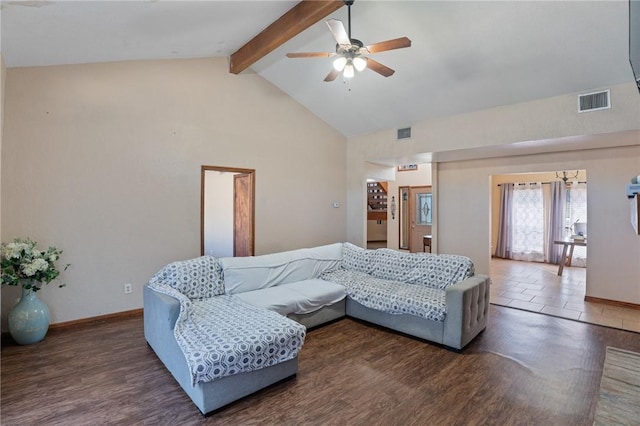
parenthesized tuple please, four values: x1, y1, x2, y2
(490, 170, 588, 319)
(409, 186, 432, 253)
(398, 185, 432, 252)
(201, 166, 255, 257)
(366, 181, 388, 249)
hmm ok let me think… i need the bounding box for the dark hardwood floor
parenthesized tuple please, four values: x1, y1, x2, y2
(2, 306, 640, 425)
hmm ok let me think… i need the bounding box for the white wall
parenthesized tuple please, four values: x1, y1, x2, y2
(1, 58, 347, 329)
(203, 171, 235, 258)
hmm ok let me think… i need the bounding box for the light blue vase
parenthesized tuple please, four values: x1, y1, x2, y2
(8, 283, 51, 345)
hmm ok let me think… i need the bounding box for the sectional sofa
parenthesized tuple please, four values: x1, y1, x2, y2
(143, 242, 490, 415)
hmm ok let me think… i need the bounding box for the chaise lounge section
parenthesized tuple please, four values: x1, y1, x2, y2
(143, 243, 490, 415)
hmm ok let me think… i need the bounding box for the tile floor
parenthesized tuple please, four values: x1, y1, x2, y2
(490, 257, 640, 333)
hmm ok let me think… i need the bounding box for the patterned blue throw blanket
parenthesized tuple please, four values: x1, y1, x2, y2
(320, 269, 448, 321)
(148, 281, 306, 386)
(320, 244, 475, 322)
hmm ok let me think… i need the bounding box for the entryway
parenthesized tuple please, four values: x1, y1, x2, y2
(201, 166, 255, 257)
(366, 180, 388, 249)
(365, 163, 433, 251)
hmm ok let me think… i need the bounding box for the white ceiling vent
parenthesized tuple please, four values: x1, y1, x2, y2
(397, 127, 412, 140)
(578, 90, 610, 113)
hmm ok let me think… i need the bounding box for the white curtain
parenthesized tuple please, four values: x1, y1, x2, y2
(495, 180, 587, 266)
(511, 183, 545, 262)
(545, 181, 566, 264)
(567, 182, 587, 267)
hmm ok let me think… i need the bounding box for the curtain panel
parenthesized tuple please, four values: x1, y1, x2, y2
(546, 181, 566, 264)
(568, 182, 588, 267)
(511, 183, 545, 262)
(495, 180, 587, 266)
(495, 183, 513, 258)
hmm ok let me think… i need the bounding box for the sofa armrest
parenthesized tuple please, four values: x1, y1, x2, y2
(143, 284, 181, 356)
(442, 274, 491, 349)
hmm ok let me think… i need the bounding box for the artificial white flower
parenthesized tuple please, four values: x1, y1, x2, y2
(1, 238, 69, 290)
(4, 242, 27, 259)
(23, 258, 48, 276)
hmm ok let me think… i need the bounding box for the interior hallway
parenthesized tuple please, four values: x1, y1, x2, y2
(490, 258, 640, 333)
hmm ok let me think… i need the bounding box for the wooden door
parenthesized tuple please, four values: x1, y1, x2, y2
(234, 173, 254, 257)
(409, 186, 432, 253)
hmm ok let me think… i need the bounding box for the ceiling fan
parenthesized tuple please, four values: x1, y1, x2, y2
(286, 0, 411, 82)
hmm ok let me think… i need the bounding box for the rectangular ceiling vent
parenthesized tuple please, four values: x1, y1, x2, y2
(397, 127, 412, 140)
(578, 90, 610, 113)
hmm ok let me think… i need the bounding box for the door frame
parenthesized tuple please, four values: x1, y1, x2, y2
(233, 172, 254, 257)
(409, 185, 432, 253)
(201, 165, 255, 256)
(398, 186, 410, 250)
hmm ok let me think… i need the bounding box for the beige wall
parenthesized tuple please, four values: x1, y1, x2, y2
(1, 58, 347, 328)
(347, 82, 640, 304)
(1, 55, 5, 244)
(348, 82, 640, 248)
(438, 145, 640, 304)
(349, 83, 640, 162)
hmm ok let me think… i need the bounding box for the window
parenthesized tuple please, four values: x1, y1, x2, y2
(511, 183, 545, 262)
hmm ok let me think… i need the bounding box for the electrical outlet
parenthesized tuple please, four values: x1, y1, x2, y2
(124, 283, 132, 294)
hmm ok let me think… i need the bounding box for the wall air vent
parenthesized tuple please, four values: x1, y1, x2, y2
(578, 90, 610, 113)
(397, 127, 412, 140)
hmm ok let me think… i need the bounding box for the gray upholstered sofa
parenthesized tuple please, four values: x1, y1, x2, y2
(143, 242, 490, 415)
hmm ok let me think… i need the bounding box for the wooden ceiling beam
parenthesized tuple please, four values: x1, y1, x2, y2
(229, 0, 344, 75)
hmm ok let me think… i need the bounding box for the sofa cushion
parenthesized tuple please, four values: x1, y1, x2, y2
(372, 249, 474, 290)
(341, 242, 375, 274)
(233, 286, 300, 316)
(280, 279, 346, 314)
(321, 269, 447, 322)
(220, 243, 343, 294)
(151, 256, 224, 299)
(234, 279, 346, 316)
(181, 296, 306, 385)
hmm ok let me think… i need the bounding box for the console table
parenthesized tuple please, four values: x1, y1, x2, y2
(554, 240, 587, 276)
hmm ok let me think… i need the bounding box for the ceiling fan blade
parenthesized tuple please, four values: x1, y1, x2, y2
(367, 58, 395, 77)
(286, 52, 336, 58)
(363, 37, 412, 54)
(324, 68, 341, 82)
(326, 19, 351, 46)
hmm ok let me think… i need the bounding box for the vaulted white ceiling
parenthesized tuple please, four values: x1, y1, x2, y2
(1, 1, 636, 137)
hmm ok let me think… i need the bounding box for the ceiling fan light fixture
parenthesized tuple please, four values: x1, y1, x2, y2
(333, 56, 347, 71)
(286, 0, 411, 83)
(353, 56, 367, 72)
(343, 62, 355, 78)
